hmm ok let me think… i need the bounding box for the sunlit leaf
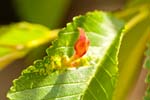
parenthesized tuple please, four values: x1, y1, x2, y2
(0, 22, 57, 69)
(7, 11, 124, 100)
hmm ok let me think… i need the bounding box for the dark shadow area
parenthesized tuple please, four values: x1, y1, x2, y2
(64, 0, 125, 26)
(0, 0, 19, 25)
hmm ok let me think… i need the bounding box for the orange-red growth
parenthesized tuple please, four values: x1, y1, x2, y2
(72, 27, 90, 60)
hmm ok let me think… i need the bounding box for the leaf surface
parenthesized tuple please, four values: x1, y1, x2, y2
(0, 22, 57, 69)
(143, 43, 150, 100)
(113, 0, 150, 99)
(7, 11, 124, 100)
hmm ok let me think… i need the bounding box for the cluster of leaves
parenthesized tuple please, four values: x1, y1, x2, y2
(7, 11, 124, 100)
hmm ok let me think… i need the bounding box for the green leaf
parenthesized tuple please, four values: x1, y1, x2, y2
(113, 2, 150, 100)
(7, 11, 124, 100)
(0, 22, 57, 69)
(144, 44, 150, 100)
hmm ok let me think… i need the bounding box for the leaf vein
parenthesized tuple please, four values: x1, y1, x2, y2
(94, 77, 109, 99)
(87, 87, 99, 100)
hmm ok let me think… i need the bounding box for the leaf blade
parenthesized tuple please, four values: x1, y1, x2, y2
(7, 11, 124, 100)
(0, 22, 57, 69)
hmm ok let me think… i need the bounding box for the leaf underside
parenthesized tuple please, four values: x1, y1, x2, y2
(7, 11, 124, 100)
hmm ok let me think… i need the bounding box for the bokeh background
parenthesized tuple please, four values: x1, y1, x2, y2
(0, 0, 124, 27)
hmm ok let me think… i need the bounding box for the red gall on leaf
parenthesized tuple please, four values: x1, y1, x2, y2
(64, 27, 90, 67)
(71, 27, 90, 61)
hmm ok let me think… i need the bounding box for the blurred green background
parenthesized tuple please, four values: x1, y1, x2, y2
(0, 0, 124, 28)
